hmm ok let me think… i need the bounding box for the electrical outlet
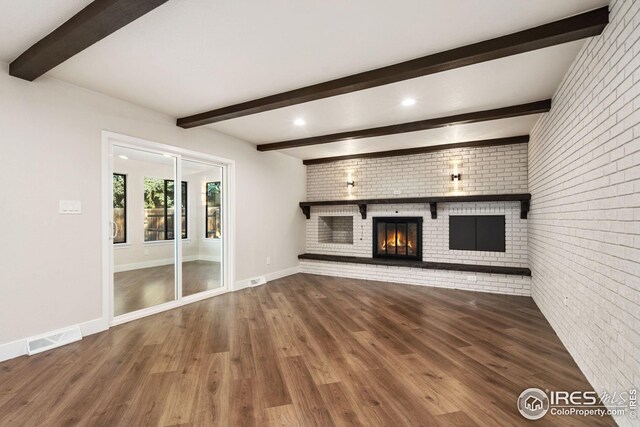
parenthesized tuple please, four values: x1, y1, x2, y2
(393, 189, 402, 195)
(564, 296, 568, 306)
(266, 256, 271, 265)
(467, 275, 477, 282)
(144, 249, 149, 256)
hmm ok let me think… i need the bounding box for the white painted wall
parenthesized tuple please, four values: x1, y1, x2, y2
(0, 62, 306, 348)
(528, 1, 639, 425)
(185, 167, 224, 263)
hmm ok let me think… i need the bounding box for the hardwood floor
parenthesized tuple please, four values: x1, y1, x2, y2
(114, 260, 222, 315)
(0, 273, 614, 426)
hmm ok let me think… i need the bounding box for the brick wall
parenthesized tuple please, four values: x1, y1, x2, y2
(528, 0, 639, 425)
(300, 260, 531, 296)
(305, 202, 527, 268)
(307, 143, 528, 201)
(303, 143, 531, 295)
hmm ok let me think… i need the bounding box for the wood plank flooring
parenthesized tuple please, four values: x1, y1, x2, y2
(0, 273, 614, 426)
(114, 260, 221, 315)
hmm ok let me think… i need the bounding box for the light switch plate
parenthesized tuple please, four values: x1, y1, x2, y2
(59, 200, 82, 214)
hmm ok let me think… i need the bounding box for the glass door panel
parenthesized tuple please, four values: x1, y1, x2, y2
(396, 223, 407, 256)
(386, 223, 397, 256)
(407, 223, 418, 256)
(112, 146, 177, 316)
(376, 222, 386, 256)
(181, 159, 223, 297)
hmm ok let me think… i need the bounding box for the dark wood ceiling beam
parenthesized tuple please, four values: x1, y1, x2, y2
(9, 0, 170, 81)
(177, 7, 607, 128)
(257, 100, 550, 151)
(302, 135, 529, 165)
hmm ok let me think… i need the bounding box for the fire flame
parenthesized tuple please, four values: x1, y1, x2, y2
(380, 229, 413, 250)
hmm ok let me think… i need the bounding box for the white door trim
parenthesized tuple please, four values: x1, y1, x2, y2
(101, 131, 236, 327)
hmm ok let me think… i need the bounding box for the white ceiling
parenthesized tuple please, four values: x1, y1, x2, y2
(113, 146, 222, 177)
(0, 0, 93, 63)
(113, 145, 175, 166)
(0, 0, 608, 160)
(278, 115, 542, 160)
(210, 42, 583, 145)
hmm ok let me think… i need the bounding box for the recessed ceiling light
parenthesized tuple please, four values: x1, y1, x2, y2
(401, 98, 417, 107)
(118, 155, 128, 160)
(294, 118, 306, 126)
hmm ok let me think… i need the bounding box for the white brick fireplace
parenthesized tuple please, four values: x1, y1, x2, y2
(300, 143, 533, 296)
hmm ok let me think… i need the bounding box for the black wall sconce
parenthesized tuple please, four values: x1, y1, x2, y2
(347, 180, 355, 187)
(451, 173, 461, 181)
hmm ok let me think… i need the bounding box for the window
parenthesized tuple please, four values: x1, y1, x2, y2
(449, 215, 505, 252)
(144, 178, 187, 241)
(206, 181, 221, 239)
(113, 174, 126, 244)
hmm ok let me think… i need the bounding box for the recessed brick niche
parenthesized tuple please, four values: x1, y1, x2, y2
(318, 216, 353, 244)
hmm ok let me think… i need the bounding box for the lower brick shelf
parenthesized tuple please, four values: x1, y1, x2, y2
(298, 253, 531, 276)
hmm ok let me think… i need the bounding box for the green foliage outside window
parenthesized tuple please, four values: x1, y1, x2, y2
(206, 182, 221, 239)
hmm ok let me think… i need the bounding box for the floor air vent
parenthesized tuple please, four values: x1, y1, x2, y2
(250, 276, 267, 287)
(26, 326, 82, 355)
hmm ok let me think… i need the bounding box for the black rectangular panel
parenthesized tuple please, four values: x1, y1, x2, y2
(449, 216, 476, 250)
(476, 216, 506, 252)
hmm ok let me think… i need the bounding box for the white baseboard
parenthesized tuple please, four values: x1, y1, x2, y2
(79, 317, 109, 336)
(265, 265, 300, 282)
(196, 255, 221, 262)
(0, 317, 108, 363)
(114, 255, 221, 272)
(114, 257, 175, 272)
(0, 266, 300, 363)
(234, 279, 253, 291)
(0, 339, 27, 363)
(234, 265, 300, 291)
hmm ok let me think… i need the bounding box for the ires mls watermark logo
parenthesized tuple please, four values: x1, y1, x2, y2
(517, 387, 638, 420)
(517, 388, 549, 420)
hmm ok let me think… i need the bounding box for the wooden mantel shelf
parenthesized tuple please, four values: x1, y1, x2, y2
(299, 193, 531, 220)
(299, 253, 532, 277)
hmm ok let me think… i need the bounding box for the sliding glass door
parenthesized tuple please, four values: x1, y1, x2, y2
(112, 146, 178, 317)
(108, 139, 228, 323)
(181, 159, 224, 297)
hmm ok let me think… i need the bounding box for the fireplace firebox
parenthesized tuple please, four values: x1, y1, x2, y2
(373, 217, 423, 261)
